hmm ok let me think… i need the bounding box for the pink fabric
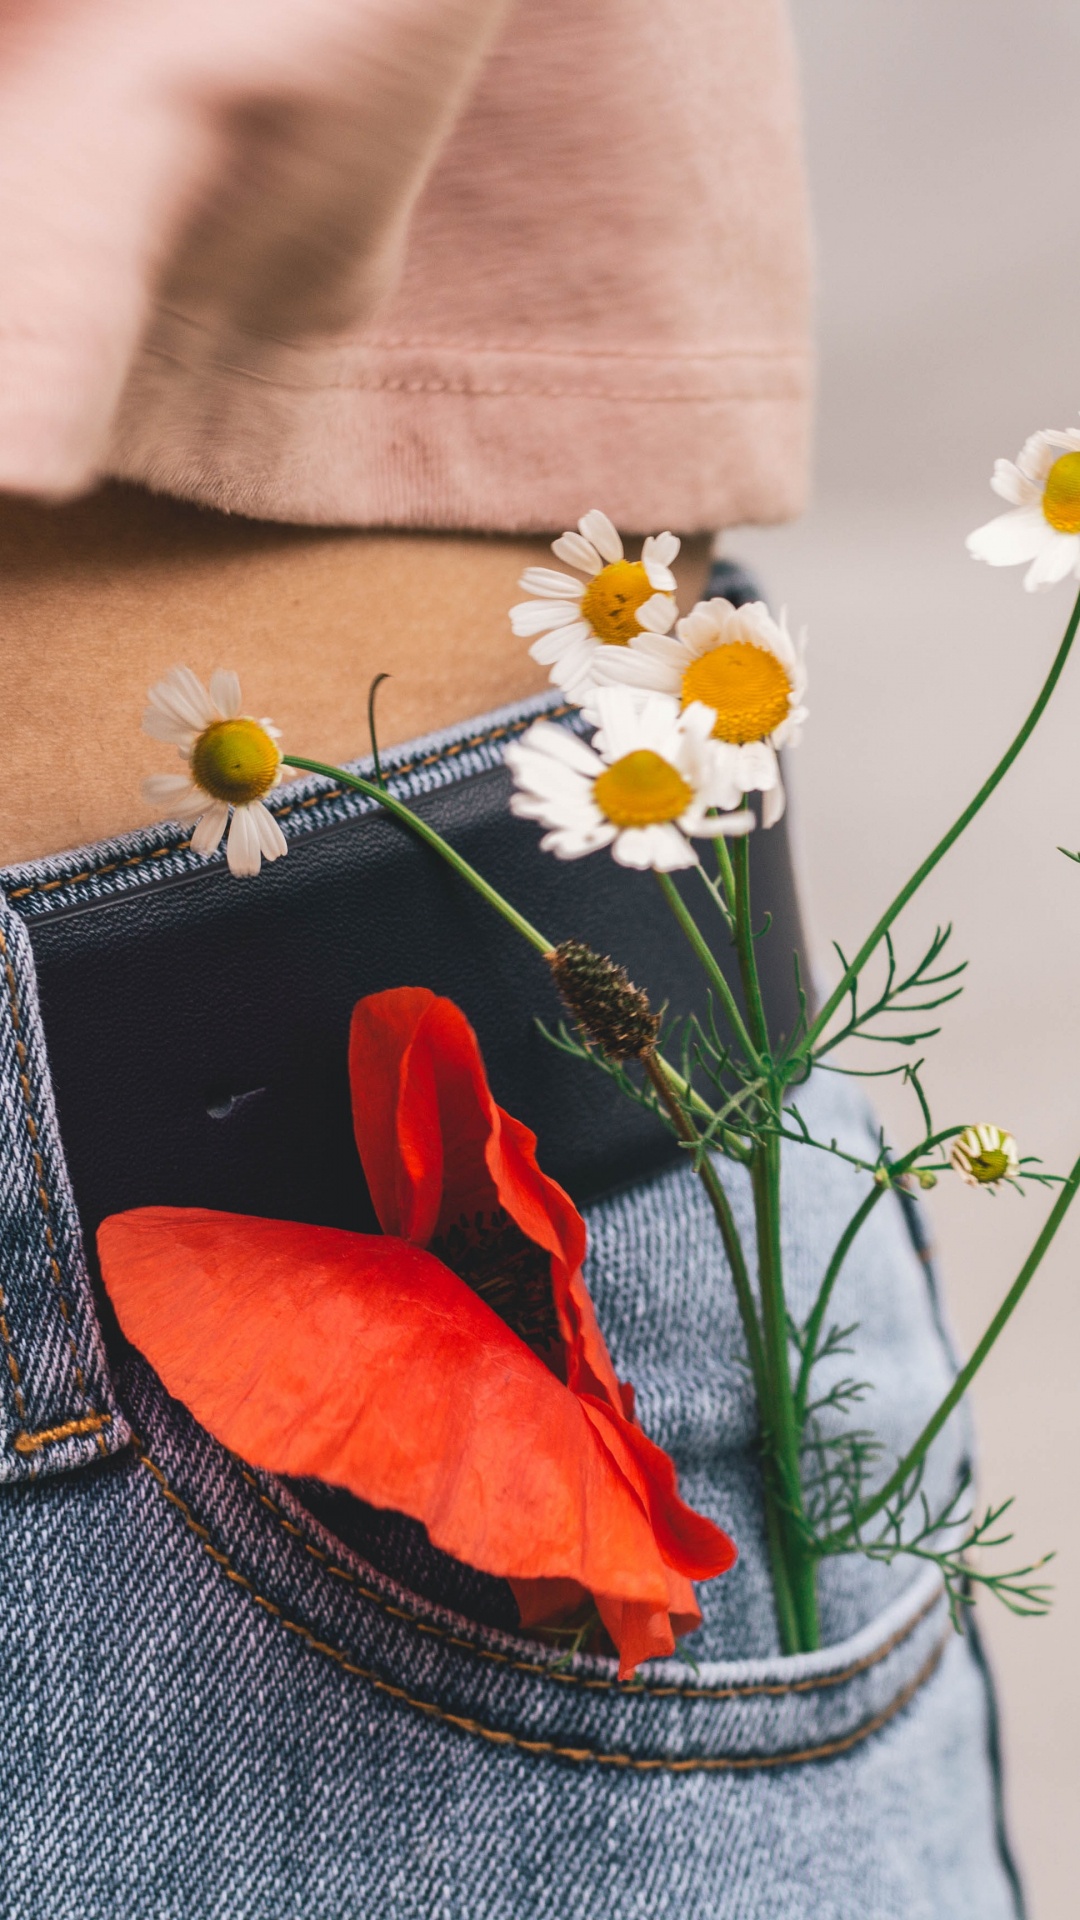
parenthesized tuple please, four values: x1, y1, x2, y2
(0, 0, 812, 531)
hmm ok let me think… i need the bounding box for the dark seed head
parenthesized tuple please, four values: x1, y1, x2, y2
(546, 939, 660, 1061)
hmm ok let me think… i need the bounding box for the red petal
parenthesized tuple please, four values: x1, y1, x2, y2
(580, 1395, 737, 1580)
(348, 986, 443, 1242)
(349, 989, 625, 1410)
(98, 1208, 681, 1610)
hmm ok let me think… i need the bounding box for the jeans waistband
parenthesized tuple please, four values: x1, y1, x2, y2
(0, 667, 805, 1487)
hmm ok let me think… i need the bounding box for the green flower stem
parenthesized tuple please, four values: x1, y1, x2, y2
(284, 756, 554, 954)
(716, 827, 818, 1647)
(656, 870, 763, 1071)
(641, 1054, 766, 1389)
(752, 1137, 820, 1651)
(641, 1050, 799, 1652)
(793, 1126, 967, 1426)
(791, 582, 1080, 1068)
(731, 832, 772, 1061)
(714, 836, 739, 914)
(828, 1148, 1080, 1547)
(284, 756, 721, 1132)
(695, 818, 818, 1646)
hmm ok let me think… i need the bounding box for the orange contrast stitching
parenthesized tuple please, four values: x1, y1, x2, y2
(13, 1412, 112, 1454)
(239, 1468, 944, 1703)
(5, 709, 574, 907)
(136, 1447, 947, 1771)
(0, 924, 108, 1457)
(0, 1283, 27, 1428)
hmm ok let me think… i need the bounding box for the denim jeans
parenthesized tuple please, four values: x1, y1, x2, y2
(0, 690, 1022, 1918)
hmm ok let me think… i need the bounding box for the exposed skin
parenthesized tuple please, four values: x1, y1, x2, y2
(0, 485, 712, 864)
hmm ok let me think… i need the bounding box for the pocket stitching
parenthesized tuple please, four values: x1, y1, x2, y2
(242, 1464, 945, 1701)
(135, 1443, 950, 1770)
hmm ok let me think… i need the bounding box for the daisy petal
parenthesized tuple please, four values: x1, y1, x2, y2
(209, 670, 242, 718)
(990, 460, 1039, 507)
(552, 531, 604, 575)
(225, 807, 262, 877)
(510, 600, 584, 638)
(517, 568, 585, 600)
(528, 620, 591, 665)
(692, 809, 755, 838)
(141, 708, 198, 749)
(613, 824, 696, 872)
(642, 563, 677, 594)
(635, 593, 677, 634)
(642, 532, 681, 571)
(510, 722, 603, 777)
(966, 506, 1048, 565)
(578, 510, 623, 565)
(146, 666, 217, 733)
(540, 823, 618, 859)
(1024, 533, 1080, 592)
(628, 632, 687, 667)
(249, 801, 288, 863)
(142, 772, 201, 806)
(591, 647, 681, 694)
(762, 778, 787, 829)
(189, 802, 229, 857)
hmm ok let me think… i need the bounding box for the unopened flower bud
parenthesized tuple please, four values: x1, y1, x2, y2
(950, 1124, 1019, 1189)
(546, 940, 661, 1060)
(915, 1169, 938, 1191)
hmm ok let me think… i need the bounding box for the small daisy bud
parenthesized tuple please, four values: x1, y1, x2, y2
(546, 940, 661, 1060)
(950, 1125, 1019, 1189)
(915, 1169, 938, 1191)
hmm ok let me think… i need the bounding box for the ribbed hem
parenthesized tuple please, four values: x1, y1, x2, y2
(105, 331, 811, 533)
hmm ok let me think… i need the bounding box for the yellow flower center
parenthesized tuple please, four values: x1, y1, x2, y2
(966, 1147, 1010, 1184)
(190, 718, 281, 806)
(1042, 452, 1080, 533)
(580, 560, 658, 645)
(680, 640, 792, 745)
(953, 1125, 1016, 1186)
(593, 750, 692, 829)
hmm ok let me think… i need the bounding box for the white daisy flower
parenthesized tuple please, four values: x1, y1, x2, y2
(509, 509, 680, 700)
(588, 598, 808, 828)
(505, 687, 753, 872)
(142, 667, 289, 878)
(967, 426, 1080, 591)
(949, 1124, 1019, 1190)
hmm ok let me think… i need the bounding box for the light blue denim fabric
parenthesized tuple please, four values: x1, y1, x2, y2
(0, 696, 1022, 1919)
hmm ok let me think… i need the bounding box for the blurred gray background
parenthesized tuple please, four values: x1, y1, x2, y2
(733, 5, 1080, 1914)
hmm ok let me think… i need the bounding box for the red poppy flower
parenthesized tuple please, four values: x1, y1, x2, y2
(99, 987, 735, 1676)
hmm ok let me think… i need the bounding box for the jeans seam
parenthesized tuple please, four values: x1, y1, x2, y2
(134, 1442, 950, 1769)
(0, 922, 108, 1455)
(4, 703, 576, 910)
(244, 1468, 944, 1703)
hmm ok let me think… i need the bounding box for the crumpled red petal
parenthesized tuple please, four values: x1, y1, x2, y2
(98, 1209, 734, 1638)
(349, 989, 623, 1408)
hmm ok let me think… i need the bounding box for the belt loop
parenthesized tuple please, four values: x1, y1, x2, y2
(0, 893, 129, 1482)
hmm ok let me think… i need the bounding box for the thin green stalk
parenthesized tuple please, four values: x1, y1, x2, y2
(731, 833, 772, 1059)
(285, 756, 552, 955)
(794, 1126, 966, 1424)
(642, 1051, 800, 1647)
(752, 1138, 820, 1650)
(714, 835, 738, 913)
(724, 821, 817, 1645)
(792, 584, 1080, 1066)
(656, 870, 762, 1070)
(760, 1466, 802, 1656)
(827, 1150, 1080, 1545)
(794, 1185, 879, 1430)
(286, 756, 724, 1131)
